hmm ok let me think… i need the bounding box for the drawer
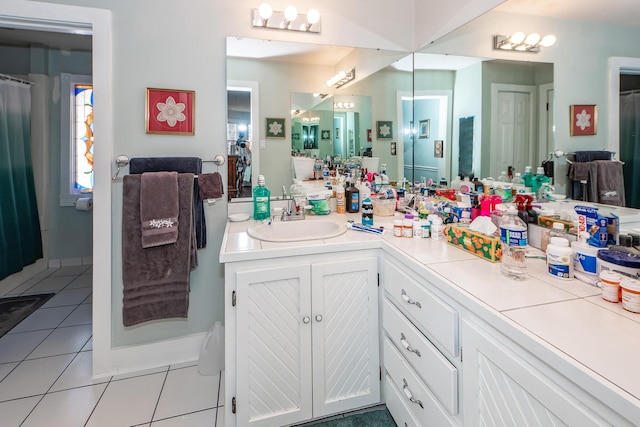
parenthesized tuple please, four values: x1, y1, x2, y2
(383, 337, 456, 427)
(385, 374, 423, 427)
(383, 298, 458, 415)
(384, 260, 459, 357)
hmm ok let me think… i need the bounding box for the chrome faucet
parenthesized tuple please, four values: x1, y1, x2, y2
(281, 197, 305, 221)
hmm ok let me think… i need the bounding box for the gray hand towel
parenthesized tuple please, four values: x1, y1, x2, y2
(198, 172, 224, 199)
(140, 171, 179, 248)
(594, 160, 625, 206)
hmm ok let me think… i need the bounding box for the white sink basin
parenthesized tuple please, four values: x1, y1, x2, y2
(247, 219, 347, 242)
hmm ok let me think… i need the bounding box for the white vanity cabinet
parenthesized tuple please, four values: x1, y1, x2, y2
(381, 257, 460, 426)
(225, 253, 380, 427)
(461, 318, 631, 426)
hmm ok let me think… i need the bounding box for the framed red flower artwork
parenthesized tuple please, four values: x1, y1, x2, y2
(146, 88, 195, 135)
(570, 104, 597, 136)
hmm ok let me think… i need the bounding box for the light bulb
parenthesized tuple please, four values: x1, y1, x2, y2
(508, 32, 525, 45)
(258, 3, 273, 20)
(524, 33, 541, 46)
(284, 6, 298, 21)
(540, 34, 557, 47)
(307, 9, 320, 24)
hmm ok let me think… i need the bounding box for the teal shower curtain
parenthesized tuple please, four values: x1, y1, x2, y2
(620, 92, 640, 209)
(0, 80, 43, 280)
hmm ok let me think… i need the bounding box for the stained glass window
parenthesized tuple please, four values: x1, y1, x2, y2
(73, 84, 94, 193)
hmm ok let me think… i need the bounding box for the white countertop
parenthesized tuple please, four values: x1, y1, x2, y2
(220, 211, 640, 419)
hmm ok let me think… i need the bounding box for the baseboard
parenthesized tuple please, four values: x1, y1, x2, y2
(48, 256, 93, 268)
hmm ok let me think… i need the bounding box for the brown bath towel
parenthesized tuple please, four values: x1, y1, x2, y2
(122, 173, 195, 327)
(198, 172, 224, 199)
(140, 171, 179, 248)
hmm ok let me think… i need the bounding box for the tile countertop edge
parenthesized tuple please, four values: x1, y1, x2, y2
(219, 214, 640, 421)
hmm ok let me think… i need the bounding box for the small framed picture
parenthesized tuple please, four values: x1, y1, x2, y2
(390, 141, 397, 156)
(434, 140, 444, 158)
(146, 88, 195, 135)
(321, 130, 331, 140)
(367, 129, 372, 142)
(292, 133, 300, 140)
(266, 118, 286, 138)
(419, 119, 430, 139)
(376, 121, 393, 139)
(570, 104, 597, 136)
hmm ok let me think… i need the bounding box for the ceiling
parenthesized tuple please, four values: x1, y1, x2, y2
(0, 0, 637, 54)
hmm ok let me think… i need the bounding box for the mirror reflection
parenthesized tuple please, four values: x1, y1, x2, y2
(226, 36, 555, 205)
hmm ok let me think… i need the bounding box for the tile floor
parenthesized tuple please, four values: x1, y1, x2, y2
(0, 265, 223, 427)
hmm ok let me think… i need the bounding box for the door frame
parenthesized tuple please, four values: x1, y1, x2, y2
(608, 56, 640, 157)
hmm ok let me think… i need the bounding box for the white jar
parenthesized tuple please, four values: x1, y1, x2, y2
(620, 276, 640, 313)
(431, 217, 444, 240)
(546, 237, 573, 280)
(600, 270, 621, 303)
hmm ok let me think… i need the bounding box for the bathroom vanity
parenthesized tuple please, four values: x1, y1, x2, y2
(221, 212, 640, 427)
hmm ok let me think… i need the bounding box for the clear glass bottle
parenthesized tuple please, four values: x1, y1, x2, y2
(500, 206, 528, 280)
(253, 175, 271, 221)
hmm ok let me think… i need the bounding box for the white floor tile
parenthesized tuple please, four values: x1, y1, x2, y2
(27, 324, 92, 359)
(0, 330, 51, 363)
(82, 337, 93, 352)
(51, 351, 110, 392)
(65, 274, 92, 289)
(41, 289, 92, 308)
(0, 396, 41, 426)
(33, 268, 56, 279)
(153, 366, 218, 421)
(0, 361, 18, 381)
(25, 276, 75, 293)
(22, 383, 107, 427)
(9, 306, 76, 334)
(59, 303, 92, 327)
(0, 353, 75, 401)
(169, 360, 197, 370)
(86, 372, 166, 427)
(218, 370, 224, 406)
(151, 409, 217, 426)
(50, 265, 91, 277)
(111, 365, 168, 381)
(4, 278, 41, 295)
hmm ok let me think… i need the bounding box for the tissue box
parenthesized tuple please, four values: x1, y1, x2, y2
(444, 224, 502, 262)
(537, 215, 574, 232)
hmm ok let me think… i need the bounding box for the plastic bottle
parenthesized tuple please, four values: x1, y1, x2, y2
(322, 162, 330, 178)
(198, 321, 225, 376)
(500, 206, 528, 280)
(531, 166, 550, 197)
(450, 175, 463, 190)
(546, 237, 573, 280)
(421, 219, 431, 238)
(431, 216, 444, 240)
(412, 217, 422, 238)
(459, 176, 473, 193)
(346, 179, 360, 213)
(361, 197, 373, 226)
(403, 214, 414, 238)
(522, 166, 534, 191)
(335, 181, 346, 214)
(253, 175, 271, 221)
(495, 170, 512, 203)
(511, 172, 525, 196)
(289, 180, 307, 212)
(393, 219, 403, 237)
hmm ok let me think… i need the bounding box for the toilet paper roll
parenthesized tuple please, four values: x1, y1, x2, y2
(75, 197, 93, 211)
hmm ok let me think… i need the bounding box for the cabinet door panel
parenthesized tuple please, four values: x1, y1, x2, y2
(311, 257, 380, 417)
(236, 264, 312, 427)
(462, 320, 610, 427)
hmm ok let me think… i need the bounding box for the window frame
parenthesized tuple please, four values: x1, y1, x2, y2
(59, 72, 93, 206)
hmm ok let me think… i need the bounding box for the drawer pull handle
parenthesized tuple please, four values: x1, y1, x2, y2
(403, 379, 424, 409)
(303, 316, 310, 324)
(401, 289, 422, 309)
(400, 333, 421, 357)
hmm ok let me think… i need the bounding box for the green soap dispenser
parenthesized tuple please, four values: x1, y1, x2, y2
(253, 175, 271, 221)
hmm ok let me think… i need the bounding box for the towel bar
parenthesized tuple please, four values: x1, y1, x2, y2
(112, 154, 226, 181)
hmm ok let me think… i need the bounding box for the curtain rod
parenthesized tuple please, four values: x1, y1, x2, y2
(0, 73, 33, 85)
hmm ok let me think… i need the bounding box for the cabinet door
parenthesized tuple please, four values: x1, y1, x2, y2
(311, 257, 380, 417)
(236, 264, 312, 427)
(462, 319, 610, 427)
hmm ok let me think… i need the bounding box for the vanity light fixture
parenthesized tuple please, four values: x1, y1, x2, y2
(326, 68, 355, 88)
(494, 32, 556, 52)
(334, 101, 355, 109)
(252, 4, 321, 33)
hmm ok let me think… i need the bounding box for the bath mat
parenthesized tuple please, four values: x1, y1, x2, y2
(299, 408, 396, 427)
(0, 293, 55, 338)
